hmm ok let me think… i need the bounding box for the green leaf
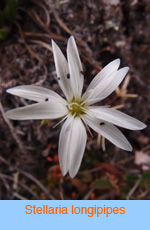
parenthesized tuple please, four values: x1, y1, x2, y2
(95, 179, 111, 188)
(142, 172, 150, 181)
(146, 183, 150, 194)
(0, 28, 9, 40)
(124, 172, 138, 184)
(4, 0, 17, 20)
(0, 0, 20, 27)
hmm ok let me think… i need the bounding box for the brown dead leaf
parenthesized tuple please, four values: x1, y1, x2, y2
(71, 178, 83, 188)
(137, 135, 150, 145)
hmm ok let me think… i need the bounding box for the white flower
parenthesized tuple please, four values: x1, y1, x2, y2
(5, 36, 146, 178)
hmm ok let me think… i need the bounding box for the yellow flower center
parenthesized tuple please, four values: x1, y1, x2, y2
(67, 98, 86, 117)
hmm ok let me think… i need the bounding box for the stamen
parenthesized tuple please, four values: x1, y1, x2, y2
(80, 70, 84, 75)
(82, 108, 92, 117)
(53, 114, 69, 129)
(81, 107, 88, 113)
(45, 98, 49, 101)
(57, 77, 60, 80)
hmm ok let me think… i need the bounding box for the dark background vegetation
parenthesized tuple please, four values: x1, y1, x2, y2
(0, 0, 150, 200)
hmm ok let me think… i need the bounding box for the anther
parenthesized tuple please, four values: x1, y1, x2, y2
(45, 98, 49, 101)
(80, 70, 84, 75)
(100, 122, 105, 126)
(67, 73, 70, 79)
(57, 77, 60, 80)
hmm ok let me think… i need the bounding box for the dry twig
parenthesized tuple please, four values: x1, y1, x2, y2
(0, 173, 39, 199)
(0, 101, 27, 155)
(126, 176, 142, 200)
(83, 188, 95, 200)
(14, 21, 47, 85)
(0, 156, 56, 200)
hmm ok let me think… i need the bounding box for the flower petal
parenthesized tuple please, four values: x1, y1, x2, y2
(69, 118, 87, 178)
(6, 85, 66, 103)
(67, 36, 84, 98)
(58, 116, 73, 176)
(5, 101, 68, 120)
(58, 116, 87, 178)
(83, 114, 132, 151)
(84, 58, 120, 93)
(83, 59, 129, 105)
(52, 40, 73, 101)
(89, 107, 146, 130)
